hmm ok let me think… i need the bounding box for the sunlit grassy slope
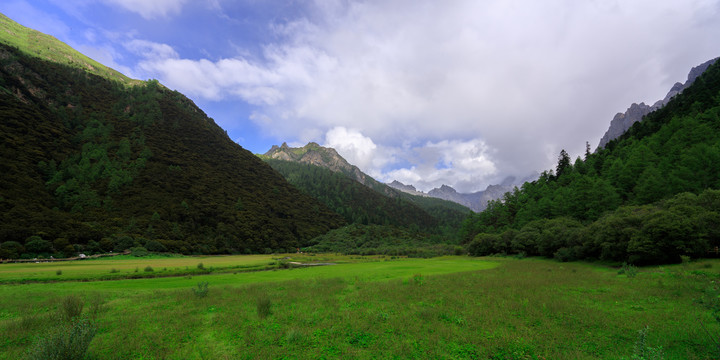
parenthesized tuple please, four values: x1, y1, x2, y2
(0, 12, 140, 85)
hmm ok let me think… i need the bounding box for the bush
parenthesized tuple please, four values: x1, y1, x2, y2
(144, 266, 154, 272)
(130, 247, 149, 257)
(0, 241, 24, 259)
(59, 295, 84, 322)
(197, 262, 205, 270)
(256, 295, 272, 319)
(25, 236, 53, 255)
(113, 236, 135, 252)
(554, 247, 576, 262)
(56, 270, 62, 276)
(192, 281, 209, 298)
(467, 233, 500, 256)
(26, 318, 97, 360)
(145, 239, 167, 252)
(618, 262, 639, 278)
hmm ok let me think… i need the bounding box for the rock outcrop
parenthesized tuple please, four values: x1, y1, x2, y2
(597, 57, 719, 149)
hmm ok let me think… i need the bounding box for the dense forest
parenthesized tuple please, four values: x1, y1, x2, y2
(0, 42, 345, 259)
(307, 224, 464, 257)
(461, 59, 720, 264)
(265, 159, 438, 229)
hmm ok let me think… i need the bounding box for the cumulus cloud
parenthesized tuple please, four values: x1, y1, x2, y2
(384, 139, 498, 193)
(102, 0, 188, 19)
(126, 0, 720, 191)
(323, 127, 393, 178)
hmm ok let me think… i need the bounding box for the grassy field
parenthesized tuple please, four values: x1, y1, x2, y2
(1, 255, 718, 359)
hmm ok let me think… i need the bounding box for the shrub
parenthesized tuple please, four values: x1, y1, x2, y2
(631, 326, 664, 360)
(553, 247, 576, 262)
(680, 255, 691, 265)
(192, 281, 209, 298)
(113, 235, 135, 252)
(467, 233, 500, 256)
(130, 246, 149, 257)
(26, 318, 97, 360)
(25, 236, 53, 255)
(59, 295, 83, 322)
(453, 246, 465, 255)
(256, 295, 272, 319)
(0, 241, 24, 259)
(197, 262, 205, 270)
(144, 266, 153, 272)
(56, 270, 62, 276)
(618, 262, 639, 278)
(145, 239, 167, 252)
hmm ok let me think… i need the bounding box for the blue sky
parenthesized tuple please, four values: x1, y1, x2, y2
(2, 0, 719, 192)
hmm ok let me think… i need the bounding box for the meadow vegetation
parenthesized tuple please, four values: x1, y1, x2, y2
(1, 255, 718, 359)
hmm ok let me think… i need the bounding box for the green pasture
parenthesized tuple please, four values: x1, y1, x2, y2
(1, 255, 718, 359)
(0, 254, 280, 283)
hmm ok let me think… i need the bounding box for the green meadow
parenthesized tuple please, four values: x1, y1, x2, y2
(1, 255, 718, 359)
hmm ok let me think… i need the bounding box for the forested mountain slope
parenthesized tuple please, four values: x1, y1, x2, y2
(264, 159, 473, 233)
(461, 58, 720, 264)
(261, 143, 470, 231)
(0, 37, 344, 258)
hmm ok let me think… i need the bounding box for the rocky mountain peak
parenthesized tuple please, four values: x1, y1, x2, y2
(597, 57, 719, 149)
(262, 142, 374, 188)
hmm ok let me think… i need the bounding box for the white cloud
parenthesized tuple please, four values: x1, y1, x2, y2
(125, 39, 179, 59)
(383, 139, 498, 193)
(125, 0, 720, 192)
(102, 0, 188, 19)
(323, 127, 392, 178)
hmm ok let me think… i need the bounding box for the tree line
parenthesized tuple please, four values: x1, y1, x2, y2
(462, 59, 720, 264)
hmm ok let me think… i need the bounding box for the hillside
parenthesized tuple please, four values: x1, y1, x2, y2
(264, 159, 439, 229)
(597, 57, 718, 149)
(261, 143, 470, 232)
(0, 24, 345, 258)
(261, 142, 395, 196)
(461, 57, 720, 264)
(0, 13, 140, 85)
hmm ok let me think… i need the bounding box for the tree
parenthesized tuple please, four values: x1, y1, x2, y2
(585, 141, 591, 160)
(556, 149, 571, 179)
(25, 236, 53, 255)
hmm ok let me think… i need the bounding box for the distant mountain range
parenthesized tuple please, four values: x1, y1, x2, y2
(263, 142, 533, 213)
(388, 176, 534, 212)
(597, 57, 719, 149)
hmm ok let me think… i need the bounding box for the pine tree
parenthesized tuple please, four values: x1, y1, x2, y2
(556, 149, 571, 179)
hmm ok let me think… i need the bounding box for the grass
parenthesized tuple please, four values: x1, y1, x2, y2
(0, 12, 141, 85)
(0, 254, 280, 283)
(0, 255, 718, 359)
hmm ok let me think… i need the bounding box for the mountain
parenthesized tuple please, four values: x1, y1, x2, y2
(389, 177, 529, 212)
(597, 57, 719, 149)
(260, 143, 471, 233)
(462, 57, 720, 265)
(262, 159, 440, 230)
(388, 180, 424, 195)
(262, 142, 386, 191)
(0, 15, 344, 258)
(0, 13, 139, 86)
